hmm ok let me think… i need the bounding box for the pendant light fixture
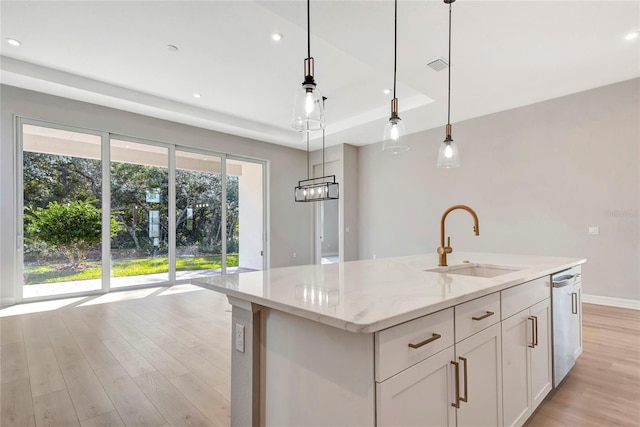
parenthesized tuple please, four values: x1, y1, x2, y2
(295, 97, 339, 202)
(437, 0, 460, 168)
(383, 0, 409, 154)
(292, 0, 325, 132)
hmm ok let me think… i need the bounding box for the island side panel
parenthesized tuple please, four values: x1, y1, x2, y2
(261, 308, 375, 426)
(229, 297, 262, 427)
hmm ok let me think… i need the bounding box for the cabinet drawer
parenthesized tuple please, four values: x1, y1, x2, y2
(455, 292, 501, 343)
(502, 276, 550, 320)
(375, 308, 454, 382)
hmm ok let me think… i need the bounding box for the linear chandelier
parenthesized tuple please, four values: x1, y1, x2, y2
(294, 98, 339, 202)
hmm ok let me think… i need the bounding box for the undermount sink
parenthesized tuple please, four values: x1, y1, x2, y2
(426, 263, 522, 278)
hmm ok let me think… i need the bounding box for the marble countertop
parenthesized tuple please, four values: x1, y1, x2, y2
(192, 252, 586, 333)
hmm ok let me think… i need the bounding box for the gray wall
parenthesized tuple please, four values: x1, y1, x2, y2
(342, 144, 360, 262)
(3, 78, 638, 303)
(358, 78, 640, 301)
(0, 85, 312, 304)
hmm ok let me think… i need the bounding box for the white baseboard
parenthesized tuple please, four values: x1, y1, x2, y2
(582, 294, 640, 310)
(0, 296, 16, 307)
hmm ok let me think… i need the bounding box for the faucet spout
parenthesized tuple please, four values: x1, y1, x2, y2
(437, 205, 480, 266)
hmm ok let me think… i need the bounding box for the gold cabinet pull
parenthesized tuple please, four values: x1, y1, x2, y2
(528, 316, 536, 348)
(451, 360, 460, 408)
(571, 292, 578, 314)
(472, 311, 494, 321)
(532, 315, 538, 347)
(459, 356, 468, 403)
(408, 333, 442, 349)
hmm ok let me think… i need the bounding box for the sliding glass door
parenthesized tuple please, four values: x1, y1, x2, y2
(18, 119, 266, 301)
(227, 158, 264, 272)
(21, 123, 104, 299)
(175, 149, 223, 280)
(174, 152, 265, 276)
(110, 138, 169, 288)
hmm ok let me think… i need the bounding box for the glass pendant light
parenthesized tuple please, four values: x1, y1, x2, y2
(437, 0, 460, 168)
(382, 0, 409, 154)
(292, 0, 325, 132)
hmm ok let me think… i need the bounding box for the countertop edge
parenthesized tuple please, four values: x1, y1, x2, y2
(194, 257, 586, 333)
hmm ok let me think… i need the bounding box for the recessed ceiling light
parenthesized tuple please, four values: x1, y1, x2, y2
(383, 89, 391, 95)
(271, 33, 283, 42)
(625, 31, 639, 41)
(167, 44, 179, 52)
(6, 38, 21, 46)
(193, 93, 201, 99)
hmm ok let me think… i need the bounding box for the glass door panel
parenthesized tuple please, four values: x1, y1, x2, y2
(22, 124, 103, 298)
(175, 150, 223, 279)
(227, 158, 264, 272)
(110, 139, 169, 288)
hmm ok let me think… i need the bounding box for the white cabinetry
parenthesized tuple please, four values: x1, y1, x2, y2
(502, 298, 552, 427)
(373, 275, 558, 427)
(572, 280, 583, 358)
(501, 276, 552, 427)
(377, 346, 456, 427)
(376, 308, 455, 427)
(501, 308, 530, 426)
(454, 323, 503, 427)
(530, 299, 552, 409)
(376, 294, 504, 427)
(376, 308, 454, 382)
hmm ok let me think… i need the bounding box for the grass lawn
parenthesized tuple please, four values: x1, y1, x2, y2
(24, 254, 239, 285)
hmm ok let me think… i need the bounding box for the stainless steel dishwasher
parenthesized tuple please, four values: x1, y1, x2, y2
(551, 267, 582, 387)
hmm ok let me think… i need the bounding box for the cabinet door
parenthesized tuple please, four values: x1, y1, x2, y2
(530, 298, 552, 410)
(455, 323, 503, 427)
(501, 309, 531, 427)
(377, 346, 456, 427)
(572, 282, 583, 358)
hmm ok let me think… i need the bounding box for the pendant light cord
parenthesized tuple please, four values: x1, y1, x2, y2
(322, 97, 326, 176)
(393, 0, 398, 100)
(447, 2, 452, 126)
(322, 128, 325, 177)
(306, 129, 310, 180)
(307, 0, 311, 60)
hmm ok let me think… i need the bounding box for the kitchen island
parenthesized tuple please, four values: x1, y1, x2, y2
(193, 252, 586, 427)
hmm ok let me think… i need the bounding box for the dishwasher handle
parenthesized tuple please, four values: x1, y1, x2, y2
(552, 275, 575, 288)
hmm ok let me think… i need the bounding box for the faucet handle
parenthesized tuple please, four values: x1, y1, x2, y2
(441, 236, 452, 254)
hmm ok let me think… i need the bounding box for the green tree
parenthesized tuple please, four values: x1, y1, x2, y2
(25, 200, 122, 268)
(23, 152, 102, 208)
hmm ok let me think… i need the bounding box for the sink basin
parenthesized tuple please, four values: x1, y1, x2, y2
(426, 263, 522, 278)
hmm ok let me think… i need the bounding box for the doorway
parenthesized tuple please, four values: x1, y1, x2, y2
(313, 161, 340, 264)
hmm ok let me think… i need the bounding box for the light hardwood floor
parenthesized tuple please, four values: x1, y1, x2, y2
(1, 285, 232, 427)
(1, 287, 638, 427)
(527, 303, 640, 427)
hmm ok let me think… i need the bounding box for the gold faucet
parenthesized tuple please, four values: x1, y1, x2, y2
(437, 205, 480, 266)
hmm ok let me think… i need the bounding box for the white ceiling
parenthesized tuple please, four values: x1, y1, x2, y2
(1, 1, 639, 151)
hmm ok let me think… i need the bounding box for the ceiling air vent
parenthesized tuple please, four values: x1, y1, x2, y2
(427, 58, 448, 72)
